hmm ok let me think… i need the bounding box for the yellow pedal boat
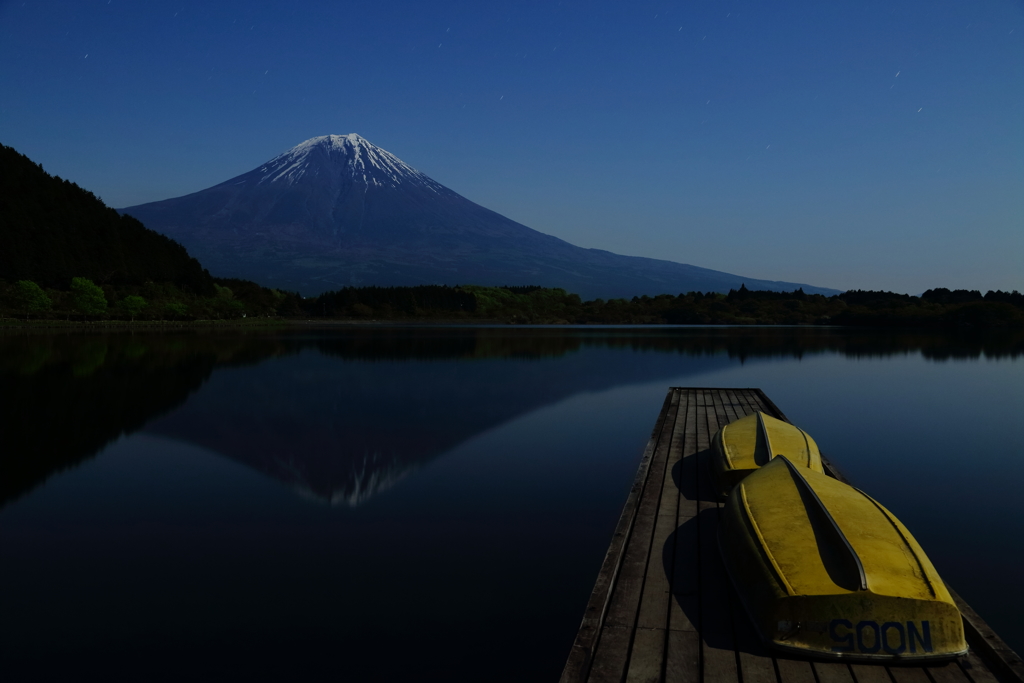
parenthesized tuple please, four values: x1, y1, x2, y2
(711, 411, 823, 497)
(719, 456, 967, 662)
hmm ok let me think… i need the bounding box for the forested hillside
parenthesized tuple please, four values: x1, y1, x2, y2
(0, 144, 213, 293)
(0, 144, 304, 321)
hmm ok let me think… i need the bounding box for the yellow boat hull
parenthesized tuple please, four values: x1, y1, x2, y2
(712, 411, 823, 497)
(718, 457, 967, 661)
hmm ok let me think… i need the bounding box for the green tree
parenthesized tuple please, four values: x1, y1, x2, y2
(164, 301, 188, 319)
(14, 280, 52, 318)
(120, 295, 147, 321)
(70, 277, 107, 316)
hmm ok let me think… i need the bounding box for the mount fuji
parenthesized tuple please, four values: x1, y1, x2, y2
(121, 134, 837, 298)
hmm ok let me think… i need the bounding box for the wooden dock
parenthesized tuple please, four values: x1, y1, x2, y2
(560, 388, 1024, 683)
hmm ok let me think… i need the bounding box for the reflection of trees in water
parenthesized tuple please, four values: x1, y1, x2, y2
(583, 328, 1024, 361)
(0, 333, 296, 508)
(309, 327, 1024, 362)
(1, 327, 1021, 509)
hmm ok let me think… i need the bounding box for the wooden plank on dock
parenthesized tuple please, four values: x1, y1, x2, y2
(849, 664, 891, 683)
(951, 588, 1024, 683)
(667, 395, 701, 682)
(595, 392, 681, 682)
(559, 391, 675, 683)
(927, 662, 975, 683)
(665, 630, 700, 683)
(776, 658, 817, 683)
(560, 388, 1021, 683)
(813, 662, 856, 683)
(962, 652, 1005, 683)
(888, 666, 932, 683)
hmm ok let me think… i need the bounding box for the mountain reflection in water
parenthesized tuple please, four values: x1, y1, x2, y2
(2, 326, 1021, 510)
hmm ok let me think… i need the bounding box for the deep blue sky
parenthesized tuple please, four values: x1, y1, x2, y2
(1, 0, 1021, 293)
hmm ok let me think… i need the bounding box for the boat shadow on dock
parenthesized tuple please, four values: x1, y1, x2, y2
(663, 447, 776, 657)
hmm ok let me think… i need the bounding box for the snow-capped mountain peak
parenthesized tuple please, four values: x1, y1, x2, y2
(122, 134, 839, 300)
(255, 134, 443, 192)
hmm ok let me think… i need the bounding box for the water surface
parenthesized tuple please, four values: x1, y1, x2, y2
(1, 327, 1021, 681)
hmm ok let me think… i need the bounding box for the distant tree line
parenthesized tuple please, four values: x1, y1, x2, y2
(309, 285, 477, 319)
(0, 275, 304, 322)
(294, 283, 1024, 328)
(6, 279, 1022, 328)
(832, 288, 1024, 328)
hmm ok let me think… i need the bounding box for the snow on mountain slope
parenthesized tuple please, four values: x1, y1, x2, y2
(255, 134, 444, 193)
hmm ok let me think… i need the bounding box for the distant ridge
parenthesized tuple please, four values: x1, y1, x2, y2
(121, 135, 839, 298)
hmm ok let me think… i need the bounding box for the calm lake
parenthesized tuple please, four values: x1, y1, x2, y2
(1, 326, 1022, 681)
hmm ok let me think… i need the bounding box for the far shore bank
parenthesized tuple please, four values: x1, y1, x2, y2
(2, 317, 1022, 333)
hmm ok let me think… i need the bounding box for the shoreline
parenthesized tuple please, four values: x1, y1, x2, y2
(1, 317, 1019, 333)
